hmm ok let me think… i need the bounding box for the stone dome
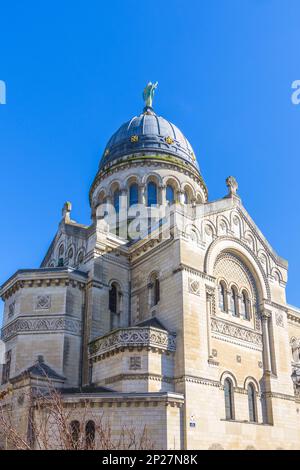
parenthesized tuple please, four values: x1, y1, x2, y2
(99, 107, 200, 172)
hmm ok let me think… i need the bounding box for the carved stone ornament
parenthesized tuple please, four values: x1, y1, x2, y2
(211, 318, 262, 346)
(275, 312, 284, 328)
(188, 278, 200, 296)
(226, 176, 238, 196)
(35, 295, 51, 310)
(1, 316, 82, 341)
(89, 327, 176, 357)
(129, 356, 142, 370)
(8, 301, 15, 318)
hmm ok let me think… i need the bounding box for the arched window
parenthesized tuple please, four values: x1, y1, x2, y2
(166, 185, 175, 205)
(147, 182, 157, 206)
(219, 282, 227, 312)
(230, 287, 239, 317)
(241, 290, 251, 320)
(70, 420, 80, 449)
(109, 283, 118, 314)
(149, 273, 160, 308)
(224, 378, 234, 420)
(77, 250, 84, 265)
(129, 183, 139, 207)
(85, 420, 95, 449)
(109, 282, 122, 329)
(184, 191, 189, 204)
(113, 189, 120, 213)
(247, 384, 257, 422)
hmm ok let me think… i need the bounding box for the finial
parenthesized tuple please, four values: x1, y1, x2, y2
(226, 176, 239, 197)
(62, 201, 72, 222)
(143, 81, 158, 110)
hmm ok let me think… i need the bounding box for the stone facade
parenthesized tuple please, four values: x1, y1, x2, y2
(1, 94, 300, 450)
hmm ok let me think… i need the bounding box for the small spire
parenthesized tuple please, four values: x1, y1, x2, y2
(143, 81, 158, 111)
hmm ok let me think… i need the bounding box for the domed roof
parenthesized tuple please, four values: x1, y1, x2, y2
(99, 108, 200, 172)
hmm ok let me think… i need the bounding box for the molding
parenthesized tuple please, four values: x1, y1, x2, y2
(174, 375, 220, 388)
(287, 311, 300, 325)
(104, 373, 173, 385)
(62, 392, 184, 408)
(236, 207, 288, 271)
(261, 391, 297, 402)
(173, 263, 215, 283)
(1, 269, 87, 301)
(1, 316, 82, 341)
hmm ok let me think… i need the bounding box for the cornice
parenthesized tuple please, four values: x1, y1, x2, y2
(1, 268, 87, 301)
(173, 263, 216, 283)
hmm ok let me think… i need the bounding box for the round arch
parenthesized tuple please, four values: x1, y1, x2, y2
(204, 237, 270, 301)
(243, 376, 260, 393)
(141, 172, 163, 186)
(220, 371, 238, 388)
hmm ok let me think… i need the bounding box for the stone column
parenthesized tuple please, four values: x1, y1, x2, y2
(119, 189, 128, 239)
(260, 308, 274, 424)
(178, 190, 185, 205)
(206, 289, 214, 361)
(226, 289, 232, 314)
(140, 184, 146, 205)
(261, 310, 272, 373)
(160, 184, 167, 206)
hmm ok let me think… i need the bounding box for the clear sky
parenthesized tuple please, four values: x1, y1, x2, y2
(0, 0, 300, 322)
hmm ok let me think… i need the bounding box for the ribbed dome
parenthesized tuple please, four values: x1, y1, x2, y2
(99, 108, 200, 172)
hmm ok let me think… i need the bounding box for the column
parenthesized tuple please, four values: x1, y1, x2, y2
(206, 288, 214, 360)
(261, 310, 272, 373)
(140, 184, 146, 205)
(160, 184, 167, 206)
(178, 190, 185, 205)
(119, 189, 128, 239)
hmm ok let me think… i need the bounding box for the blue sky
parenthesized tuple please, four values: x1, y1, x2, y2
(0, 0, 300, 321)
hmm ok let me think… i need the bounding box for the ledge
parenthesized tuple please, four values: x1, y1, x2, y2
(220, 419, 272, 426)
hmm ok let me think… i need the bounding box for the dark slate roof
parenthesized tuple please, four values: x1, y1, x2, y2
(136, 317, 168, 331)
(99, 108, 200, 173)
(61, 385, 114, 395)
(11, 358, 65, 383)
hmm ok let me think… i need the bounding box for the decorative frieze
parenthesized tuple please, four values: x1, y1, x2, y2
(1, 316, 82, 341)
(211, 318, 263, 347)
(89, 326, 176, 358)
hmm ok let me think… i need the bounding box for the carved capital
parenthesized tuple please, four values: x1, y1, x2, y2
(261, 309, 272, 320)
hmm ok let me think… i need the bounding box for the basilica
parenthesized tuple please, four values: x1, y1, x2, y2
(1, 84, 300, 450)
